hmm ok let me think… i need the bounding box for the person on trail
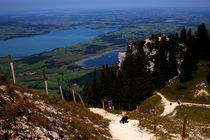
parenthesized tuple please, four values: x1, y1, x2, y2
(108, 102, 111, 109)
(177, 99, 181, 104)
(120, 116, 128, 124)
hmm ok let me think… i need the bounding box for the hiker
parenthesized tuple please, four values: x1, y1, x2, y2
(108, 102, 111, 109)
(120, 116, 128, 124)
(177, 99, 181, 104)
(160, 97, 162, 102)
(147, 108, 151, 113)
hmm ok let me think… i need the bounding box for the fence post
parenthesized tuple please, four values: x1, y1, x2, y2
(8, 55, 16, 85)
(111, 100, 113, 111)
(76, 90, 85, 106)
(138, 106, 141, 126)
(154, 107, 157, 133)
(42, 68, 48, 95)
(70, 83, 76, 104)
(56, 78, 64, 100)
(182, 114, 187, 140)
(136, 106, 139, 120)
(102, 100, 105, 109)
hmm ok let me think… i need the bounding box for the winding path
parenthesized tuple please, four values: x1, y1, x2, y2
(156, 92, 210, 116)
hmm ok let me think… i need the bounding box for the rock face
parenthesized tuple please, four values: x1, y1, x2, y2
(118, 34, 185, 73)
(0, 85, 110, 139)
(118, 52, 126, 68)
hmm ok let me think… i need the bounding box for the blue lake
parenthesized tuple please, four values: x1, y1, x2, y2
(76, 50, 125, 67)
(0, 27, 115, 57)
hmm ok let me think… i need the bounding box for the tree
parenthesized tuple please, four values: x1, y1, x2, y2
(153, 38, 168, 88)
(89, 70, 100, 107)
(121, 40, 154, 109)
(180, 28, 187, 44)
(82, 82, 90, 105)
(196, 24, 209, 61)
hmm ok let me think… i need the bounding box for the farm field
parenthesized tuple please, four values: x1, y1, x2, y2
(1, 8, 210, 94)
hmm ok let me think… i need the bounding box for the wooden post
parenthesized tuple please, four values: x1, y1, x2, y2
(102, 100, 105, 109)
(136, 106, 139, 120)
(8, 55, 16, 85)
(70, 83, 76, 104)
(56, 78, 64, 100)
(42, 68, 48, 95)
(154, 107, 157, 133)
(76, 90, 85, 106)
(138, 106, 141, 126)
(111, 100, 113, 112)
(182, 114, 188, 140)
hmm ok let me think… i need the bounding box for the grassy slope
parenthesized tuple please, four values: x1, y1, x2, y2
(161, 60, 210, 104)
(123, 94, 210, 139)
(123, 60, 210, 139)
(0, 84, 111, 139)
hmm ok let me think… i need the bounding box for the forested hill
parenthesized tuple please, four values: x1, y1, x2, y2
(83, 24, 210, 110)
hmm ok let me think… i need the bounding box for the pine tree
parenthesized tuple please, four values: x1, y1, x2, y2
(196, 24, 209, 60)
(99, 65, 107, 99)
(187, 28, 192, 42)
(179, 31, 198, 82)
(180, 28, 187, 43)
(153, 38, 168, 88)
(82, 82, 90, 105)
(89, 70, 100, 107)
(121, 40, 154, 110)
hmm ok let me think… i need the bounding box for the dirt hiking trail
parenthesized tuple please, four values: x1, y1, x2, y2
(156, 92, 210, 116)
(90, 108, 155, 140)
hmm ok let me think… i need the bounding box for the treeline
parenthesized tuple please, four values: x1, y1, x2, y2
(83, 40, 154, 110)
(179, 24, 210, 82)
(83, 24, 210, 110)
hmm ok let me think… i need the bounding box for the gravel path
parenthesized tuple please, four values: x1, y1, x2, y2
(89, 108, 155, 140)
(156, 92, 210, 116)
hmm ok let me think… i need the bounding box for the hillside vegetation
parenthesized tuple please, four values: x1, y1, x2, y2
(0, 83, 110, 139)
(83, 24, 210, 110)
(124, 93, 210, 139)
(161, 60, 210, 104)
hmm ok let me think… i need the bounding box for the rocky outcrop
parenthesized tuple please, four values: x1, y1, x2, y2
(118, 34, 185, 73)
(0, 85, 110, 139)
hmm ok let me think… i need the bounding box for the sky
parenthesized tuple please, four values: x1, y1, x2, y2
(0, 0, 210, 12)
